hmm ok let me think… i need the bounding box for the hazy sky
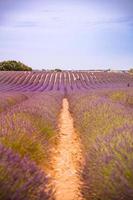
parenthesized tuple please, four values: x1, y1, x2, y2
(0, 0, 133, 70)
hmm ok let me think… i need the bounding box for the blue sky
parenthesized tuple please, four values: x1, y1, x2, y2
(0, 0, 133, 70)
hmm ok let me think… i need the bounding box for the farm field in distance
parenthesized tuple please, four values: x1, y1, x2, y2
(0, 70, 133, 200)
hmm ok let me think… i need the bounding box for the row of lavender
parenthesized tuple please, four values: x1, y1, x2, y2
(68, 88, 133, 200)
(0, 71, 132, 92)
(0, 91, 63, 199)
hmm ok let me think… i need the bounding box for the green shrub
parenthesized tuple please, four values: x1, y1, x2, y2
(54, 68, 62, 72)
(109, 91, 133, 107)
(0, 60, 32, 71)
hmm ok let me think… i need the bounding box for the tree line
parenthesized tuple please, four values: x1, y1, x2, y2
(0, 61, 32, 71)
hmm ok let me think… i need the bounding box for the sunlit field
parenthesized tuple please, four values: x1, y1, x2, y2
(0, 71, 133, 200)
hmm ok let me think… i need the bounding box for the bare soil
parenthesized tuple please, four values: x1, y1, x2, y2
(49, 98, 84, 200)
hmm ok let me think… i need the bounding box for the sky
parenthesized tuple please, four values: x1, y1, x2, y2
(0, 0, 133, 70)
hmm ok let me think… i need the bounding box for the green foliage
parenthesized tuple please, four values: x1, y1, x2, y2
(80, 102, 133, 150)
(0, 111, 56, 165)
(54, 68, 62, 72)
(1, 133, 45, 165)
(109, 91, 133, 107)
(110, 91, 127, 102)
(0, 60, 32, 71)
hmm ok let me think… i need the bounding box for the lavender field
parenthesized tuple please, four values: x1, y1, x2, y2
(0, 71, 133, 92)
(0, 71, 133, 200)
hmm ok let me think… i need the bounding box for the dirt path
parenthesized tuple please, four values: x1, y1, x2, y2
(50, 98, 84, 200)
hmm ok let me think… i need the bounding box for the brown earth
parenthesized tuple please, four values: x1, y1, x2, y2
(48, 98, 84, 200)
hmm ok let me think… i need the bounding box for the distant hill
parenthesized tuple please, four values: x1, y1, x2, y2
(0, 60, 32, 71)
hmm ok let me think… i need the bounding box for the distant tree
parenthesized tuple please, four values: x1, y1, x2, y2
(0, 60, 32, 71)
(54, 68, 62, 72)
(104, 68, 111, 72)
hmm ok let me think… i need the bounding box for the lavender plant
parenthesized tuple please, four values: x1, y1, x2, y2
(68, 89, 133, 200)
(0, 143, 49, 200)
(0, 91, 63, 199)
